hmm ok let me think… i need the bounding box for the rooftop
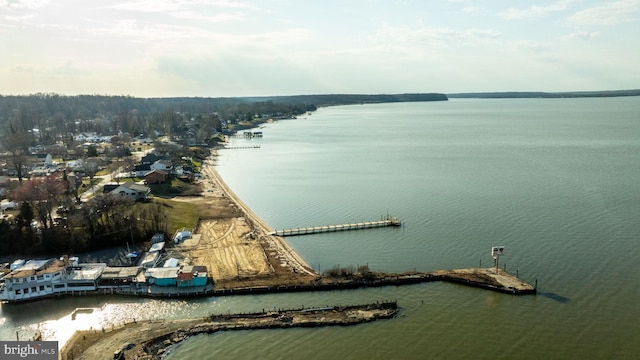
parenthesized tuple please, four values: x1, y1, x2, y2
(67, 263, 107, 282)
(3, 259, 66, 279)
(146, 267, 180, 279)
(100, 266, 141, 280)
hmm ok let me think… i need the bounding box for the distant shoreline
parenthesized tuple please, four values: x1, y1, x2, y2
(447, 89, 640, 99)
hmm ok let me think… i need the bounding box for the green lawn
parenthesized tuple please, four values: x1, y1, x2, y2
(148, 177, 200, 196)
(152, 197, 200, 232)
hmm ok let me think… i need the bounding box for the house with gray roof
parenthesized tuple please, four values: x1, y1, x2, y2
(109, 181, 150, 201)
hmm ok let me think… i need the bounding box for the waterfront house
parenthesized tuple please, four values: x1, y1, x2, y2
(98, 267, 143, 288)
(0, 258, 67, 302)
(176, 265, 208, 287)
(146, 267, 180, 287)
(62, 262, 107, 293)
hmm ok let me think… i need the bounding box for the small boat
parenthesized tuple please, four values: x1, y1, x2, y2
(126, 251, 139, 258)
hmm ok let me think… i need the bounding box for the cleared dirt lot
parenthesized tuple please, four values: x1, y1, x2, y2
(168, 157, 317, 289)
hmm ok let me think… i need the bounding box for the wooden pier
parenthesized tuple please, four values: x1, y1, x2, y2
(269, 217, 401, 237)
(224, 145, 261, 149)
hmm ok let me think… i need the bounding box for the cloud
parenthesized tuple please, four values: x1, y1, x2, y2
(461, 6, 482, 15)
(0, 0, 48, 24)
(154, 55, 322, 96)
(499, 0, 575, 20)
(11, 61, 90, 78)
(372, 25, 500, 48)
(513, 40, 549, 52)
(108, 0, 256, 14)
(567, 0, 640, 26)
(561, 31, 600, 41)
(0, 0, 50, 9)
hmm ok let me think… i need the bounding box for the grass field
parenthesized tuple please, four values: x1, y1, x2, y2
(151, 197, 201, 232)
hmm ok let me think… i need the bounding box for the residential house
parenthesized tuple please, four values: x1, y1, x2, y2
(133, 164, 151, 177)
(151, 159, 172, 173)
(144, 169, 168, 184)
(35, 153, 53, 167)
(141, 153, 169, 165)
(66, 160, 84, 172)
(109, 181, 150, 201)
(102, 183, 119, 194)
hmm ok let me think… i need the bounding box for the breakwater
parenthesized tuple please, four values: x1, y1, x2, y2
(1, 268, 535, 305)
(108, 268, 536, 299)
(61, 301, 399, 360)
(141, 302, 398, 359)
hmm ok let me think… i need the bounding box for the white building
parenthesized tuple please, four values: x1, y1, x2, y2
(109, 181, 151, 201)
(0, 259, 66, 302)
(60, 263, 107, 293)
(0, 258, 110, 302)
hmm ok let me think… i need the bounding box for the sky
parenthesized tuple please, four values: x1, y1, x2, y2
(1, 0, 639, 97)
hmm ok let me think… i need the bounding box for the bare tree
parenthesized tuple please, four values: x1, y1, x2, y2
(1, 126, 32, 183)
(84, 158, 100, 189)
(12, 175, 67, 230)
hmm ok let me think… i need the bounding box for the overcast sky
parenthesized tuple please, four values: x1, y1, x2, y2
(1, 0, 639, 97)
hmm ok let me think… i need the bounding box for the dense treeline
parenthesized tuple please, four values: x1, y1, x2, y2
(448, 89, 640, 99)
(0, 94, 317, 122)
(0, 92, 448, 129)
(0, 94, 318, 142)
(244, 93, 448, 106)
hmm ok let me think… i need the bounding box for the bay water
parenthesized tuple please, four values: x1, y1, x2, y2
(1, 97, 639, 359)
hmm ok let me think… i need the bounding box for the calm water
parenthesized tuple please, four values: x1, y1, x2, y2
(2, 98, 640, 359)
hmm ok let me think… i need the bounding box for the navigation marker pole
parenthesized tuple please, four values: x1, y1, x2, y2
(491, 246, 505, 274)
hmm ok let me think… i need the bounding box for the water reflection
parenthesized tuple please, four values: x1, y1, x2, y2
(537, 291, 571, 304)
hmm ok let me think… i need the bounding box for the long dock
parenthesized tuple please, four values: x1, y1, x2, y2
(224, 145, 261, 149)
(269, 217, 401, 237)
